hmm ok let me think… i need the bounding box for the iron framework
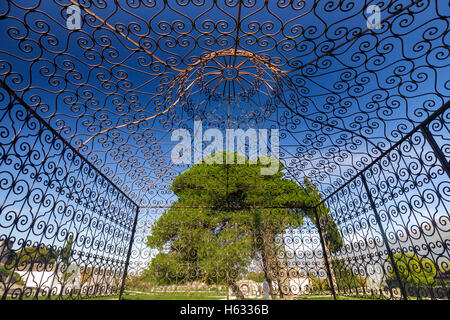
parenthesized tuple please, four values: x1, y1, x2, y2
(0, 0, 449, 300)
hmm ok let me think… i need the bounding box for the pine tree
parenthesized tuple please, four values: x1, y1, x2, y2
(144, 151, 343, 299)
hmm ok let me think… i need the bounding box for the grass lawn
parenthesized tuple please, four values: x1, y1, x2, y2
(2, 291, 226, 300)
(114, 292, 376, 300)
(117, 294, 374, 300)
(122, 294, 224, 300)
(2, 290, 380, 300)
(120, 290, 227, 300)
(296, 295, 372, 300)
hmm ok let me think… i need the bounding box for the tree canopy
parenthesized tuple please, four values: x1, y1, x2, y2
(387, 253, 437, 286)
(143, 151, 343, 298)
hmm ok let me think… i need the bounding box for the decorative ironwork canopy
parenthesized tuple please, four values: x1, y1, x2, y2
(0, 0, 448, 300)
(2, 0, 447, 204)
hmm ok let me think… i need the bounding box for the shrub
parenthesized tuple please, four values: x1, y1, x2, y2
(0, 265, 24, 285)
(386, 253, 437, 286)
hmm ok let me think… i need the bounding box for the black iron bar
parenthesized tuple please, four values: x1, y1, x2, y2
(360, 174, 408, 300)
(119, 205, 140, 300)
(0, 79, 138, 208)
(420, 124, 450, 178)
(321, 101, 450, 206)
(313, 207, 337, 300)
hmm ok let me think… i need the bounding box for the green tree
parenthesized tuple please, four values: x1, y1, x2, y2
(245, 272, 266, 283)
(309, 275, 329, 292)
(80, 266, 93, 286)
(11, 245, 58, 267)
(60, 235, 74, 266)
(145, 151, 343, 299)
(332, 258, 367, 291)
(387, 253, 437, 287)
(0, 265, 24, 285)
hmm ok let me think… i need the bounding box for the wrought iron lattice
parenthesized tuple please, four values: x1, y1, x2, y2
(0, 85, 138, 299)
(0, 0, 449, 300)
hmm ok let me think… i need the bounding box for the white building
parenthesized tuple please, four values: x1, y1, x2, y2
(16, 267, 81, 295)
(229, 279, 262, 298)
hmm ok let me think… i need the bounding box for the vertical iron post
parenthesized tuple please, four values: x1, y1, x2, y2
(119, 204, 140, 300)
(313, 206, 337, 300)
(361, 174, 408, 300)
(420, 124, 450, 178)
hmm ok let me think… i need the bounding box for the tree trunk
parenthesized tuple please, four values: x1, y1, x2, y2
(260, 239, 276, 299)
(187, 282, 191, 297)
(260, 226, 286, 299)
(229, 280, 245, 300)
(255, 209, 291, 300)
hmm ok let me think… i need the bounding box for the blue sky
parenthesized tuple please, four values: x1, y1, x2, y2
(0, 0, 449, 273)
